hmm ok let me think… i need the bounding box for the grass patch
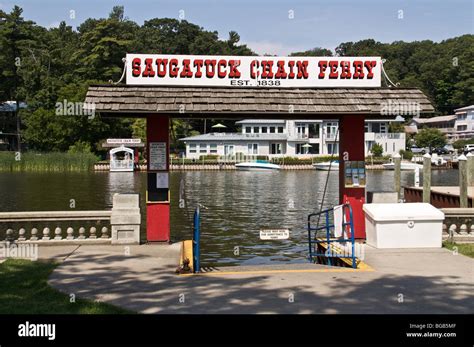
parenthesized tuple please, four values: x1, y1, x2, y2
(443, 241, 474, 258)
(0, 259, 132, 314)
(0, 152, 98, 172)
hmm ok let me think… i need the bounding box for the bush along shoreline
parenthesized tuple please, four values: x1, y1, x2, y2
(0, 152, 99, 172)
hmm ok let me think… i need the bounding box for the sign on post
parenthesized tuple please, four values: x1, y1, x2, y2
(126, 54, 382, 88)
(259, 229, 290, 240)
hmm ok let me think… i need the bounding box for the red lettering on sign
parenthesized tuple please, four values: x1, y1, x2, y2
(275, 60, 287, 79)
(180, 59, 193, 78)
(340, 61, 352, 79)
(250, 60, 259, 79)
(353, 61, 364, 79)
(142, 58, 155, 77)
(288, 61, 295, 79)
(364, 60, 377, 79)
(228, 60, 241, 78)
(328, 61, 339, 79)
(156, 59, 168, 77)
(296, 61, 308, 79)
(132, 58, 141, 77)
(204, 59, 216, 78)
(318, 61, 328, 79)
(193, 59, 203, 78)
(169, 59, 179, 78)
(217, 59, 227, 78)
(261, 60, 274, 79)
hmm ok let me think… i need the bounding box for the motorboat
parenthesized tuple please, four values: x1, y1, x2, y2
(235, 160, 280, 171)
(312, 161, 339, 171)
(382, 161, 423, 171)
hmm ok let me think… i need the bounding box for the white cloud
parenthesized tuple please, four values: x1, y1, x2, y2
(243, 40, 307, 56)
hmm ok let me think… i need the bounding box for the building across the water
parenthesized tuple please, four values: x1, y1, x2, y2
(407, 104, 474, 142)
(180, 118, 406, 159)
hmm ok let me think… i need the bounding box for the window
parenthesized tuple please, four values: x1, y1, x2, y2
(269, 127, 276, 133)
(210, 144, 218, 153)
(296, 143, 308, 154)
(309, 124, 320, 138)
(270, 143, 282, 154)
(327, 143, 339, 154)
(199, 144, 207, 153)
(247, 143, 258, 155)
(189, 144, 197, 153)
(372, 122, 381, 133)
(278, 126, 284, 133)
(261, 126, 268, 133)
(380, 123, 387, 133)
(457, 125, 468, 131)
(245, 126, 251, 133)
(364, 124, 369, 132)
(253, 126, 259, 133)
(326, 122, 338, 138)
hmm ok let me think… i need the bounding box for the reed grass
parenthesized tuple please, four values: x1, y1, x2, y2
(0, 152, 98, 172)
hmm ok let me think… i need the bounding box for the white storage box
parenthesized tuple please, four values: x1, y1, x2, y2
(363, 203, 444, 248)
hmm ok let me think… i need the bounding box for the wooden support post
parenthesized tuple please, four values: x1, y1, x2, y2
(459, 155, 468, 208)
(423, 153, 431, 203)
(467, 152, 474, 186)
(393, 153, 401, 200)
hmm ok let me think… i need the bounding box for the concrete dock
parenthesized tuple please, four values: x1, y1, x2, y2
(40, 243, 474, 314)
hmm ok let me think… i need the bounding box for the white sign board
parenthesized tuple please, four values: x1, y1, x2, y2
(126, 54, 381, 88)
(149, 142, 167, 170)
(259, 229, 290, 240)
(107, 138, 141, 144)
(156, 172, 169, 189)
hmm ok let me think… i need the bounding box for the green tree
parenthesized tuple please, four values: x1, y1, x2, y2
(370, 143, 384, 157)
(415, 128, 447, 150)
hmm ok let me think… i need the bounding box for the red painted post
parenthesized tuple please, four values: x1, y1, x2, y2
(146, 115, 171, 242)
(339, 116, 366, 239)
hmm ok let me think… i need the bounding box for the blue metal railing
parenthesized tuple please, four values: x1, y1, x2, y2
(307, 204, 357, 269)
(193, 206, 201, 273)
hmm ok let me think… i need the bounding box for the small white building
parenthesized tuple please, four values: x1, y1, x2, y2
(181, 119, 405, 159)
(453, 105, 474, 140)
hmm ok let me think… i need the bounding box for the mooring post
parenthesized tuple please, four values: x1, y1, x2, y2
(467, 152, 474, 186)
(458, 155, 468, 208)
(423, 153, 431, 203)
(393, 153, 401, 200)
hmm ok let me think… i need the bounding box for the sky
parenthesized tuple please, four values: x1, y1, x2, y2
(0, 0, 473, 55)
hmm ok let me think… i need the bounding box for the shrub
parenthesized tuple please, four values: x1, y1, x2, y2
(370, 143, 384, 157)
(399, 149, 414, 161)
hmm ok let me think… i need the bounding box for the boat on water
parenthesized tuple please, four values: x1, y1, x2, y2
(312, 161, 339, 171)
(235, 160, 281, 171)
(382, 162, 423, 170)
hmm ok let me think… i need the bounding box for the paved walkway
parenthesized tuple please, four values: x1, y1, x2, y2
(42, 244, 474, 314)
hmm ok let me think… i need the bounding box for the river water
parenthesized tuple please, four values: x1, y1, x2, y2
(0, 169, 458, 266)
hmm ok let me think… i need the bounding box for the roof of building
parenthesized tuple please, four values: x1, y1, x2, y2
(411, 115, 457, 124)
(454, 105, 474, 113)
(84, 85, 434, 117)
(180, 132, 288, 141)
(404, 125, 418, 134)
(235, 119, 286, 124)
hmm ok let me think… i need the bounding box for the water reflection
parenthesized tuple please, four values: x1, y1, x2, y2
(0, 169, 459, 266)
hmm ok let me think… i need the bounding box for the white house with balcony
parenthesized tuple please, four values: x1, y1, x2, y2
(180, 118, 405, 159)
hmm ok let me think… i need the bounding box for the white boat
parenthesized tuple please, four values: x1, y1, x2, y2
(383, 162, 423, 171)
(312, 161, 339, 171)
(235, 160, 280, 171)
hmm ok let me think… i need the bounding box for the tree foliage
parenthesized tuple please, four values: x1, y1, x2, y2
(415, 128, 447, 149)
(0, 5, 472, 154)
